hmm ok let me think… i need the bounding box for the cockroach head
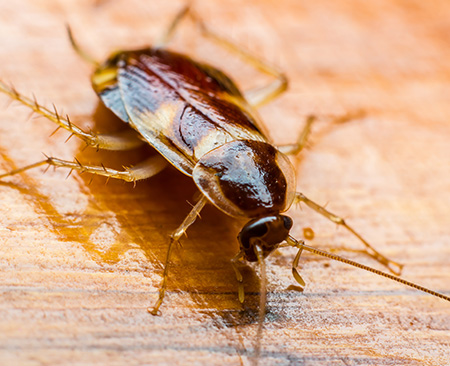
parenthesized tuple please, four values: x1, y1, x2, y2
(238, 215, 293, 262)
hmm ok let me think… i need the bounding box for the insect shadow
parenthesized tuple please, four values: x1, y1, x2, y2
(0, 94, 267, 330)
(85, 102, 265, 319)
(0, 97, 264, 321)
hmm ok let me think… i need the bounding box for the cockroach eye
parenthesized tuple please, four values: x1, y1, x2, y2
(282, 215, 293, 230)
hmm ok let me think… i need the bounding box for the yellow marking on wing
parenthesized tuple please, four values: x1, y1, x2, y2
(194, 130, 234, 160)
(127, 101, 196, 175)
(92, 67, 118, 91)
(220, 92, 250, 112)
(150, 102, 180, 132)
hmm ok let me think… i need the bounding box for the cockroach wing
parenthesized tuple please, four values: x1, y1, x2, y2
(93, 49, 269, 176)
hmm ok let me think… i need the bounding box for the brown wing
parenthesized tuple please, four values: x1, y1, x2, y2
(93, 48, 267, 176)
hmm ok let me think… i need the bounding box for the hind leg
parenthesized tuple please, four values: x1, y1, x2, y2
(153, 5, 287, 109)
(187, 11, 287, 108)
(0, 154, 167, 183)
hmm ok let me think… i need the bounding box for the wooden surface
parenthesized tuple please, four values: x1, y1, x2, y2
(1, 0, 449, 365)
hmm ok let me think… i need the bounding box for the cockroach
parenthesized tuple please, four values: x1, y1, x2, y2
(1, 6, 449, 365)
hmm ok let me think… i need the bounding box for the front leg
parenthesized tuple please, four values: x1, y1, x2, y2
(149, 194, 208, 315)
(294, 192, 403, 275)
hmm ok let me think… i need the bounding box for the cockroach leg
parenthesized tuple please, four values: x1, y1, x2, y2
(277, 115, 316, 155)
(0, 160, 49, 180)
(278, 111, 367, 156)
(154, 6, 287, 109)
(190, 12, 287, 109)
(291, 243, 306, 288)
(154, 4, 191, 48)
(0, 155, 167, 182)
(149, 194, 208, 315)
(231, 250, 245, 303)
(85, 129, 145, 151)
(294, 192, 404, 275)
(278, 240, 306, 288)
(0, 81, 144, 151)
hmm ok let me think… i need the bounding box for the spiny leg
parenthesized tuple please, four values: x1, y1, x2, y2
(149, 194, 208, 315)
(0, 80, 144, 151)
(0, 154, 167, 183)
(278, 112, 400, 273)
(294, 192, 403, 275)
(277, 112, 400, 273)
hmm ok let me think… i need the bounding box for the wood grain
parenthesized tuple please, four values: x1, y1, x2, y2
(0, 0, 449, 365)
